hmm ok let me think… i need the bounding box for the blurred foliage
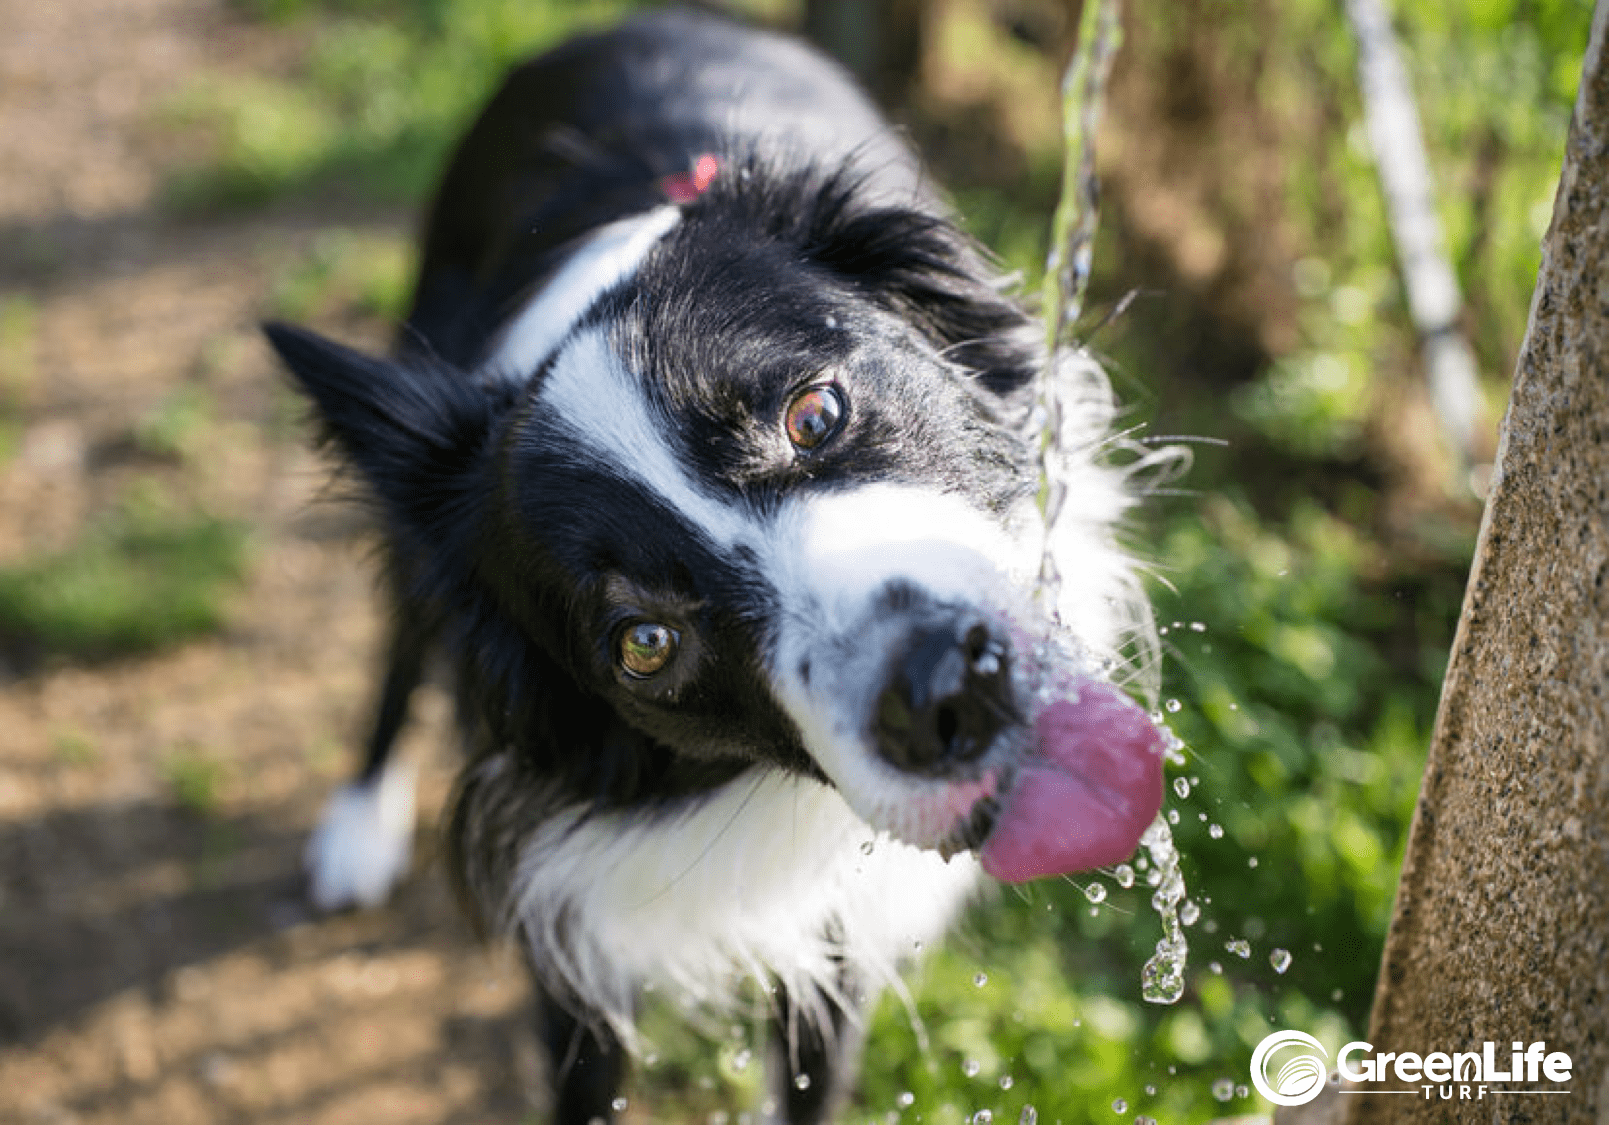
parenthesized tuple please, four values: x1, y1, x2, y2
(162, 0, 636, 208)
(145, 0, 1592, 1120)
(0, 489, 250, 657)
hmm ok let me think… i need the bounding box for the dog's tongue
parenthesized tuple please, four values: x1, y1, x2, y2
(979, 681, 1165, 883)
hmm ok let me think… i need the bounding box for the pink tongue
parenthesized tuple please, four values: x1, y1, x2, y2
(979, 681, 1165, 883)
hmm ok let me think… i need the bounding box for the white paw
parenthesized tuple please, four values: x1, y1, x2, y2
(304, 760, 417, 911)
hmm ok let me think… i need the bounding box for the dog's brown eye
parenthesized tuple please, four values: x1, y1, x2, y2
(784, 384, 845, 450)
(618, 622, 679, 678)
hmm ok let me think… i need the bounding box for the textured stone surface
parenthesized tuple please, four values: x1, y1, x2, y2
(1341, 3, 1609, 1122)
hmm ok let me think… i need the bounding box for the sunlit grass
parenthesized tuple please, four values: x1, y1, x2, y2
(0, 492, 251, 656)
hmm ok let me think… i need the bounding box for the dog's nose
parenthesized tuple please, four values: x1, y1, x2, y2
(874, 618, 1014, 772)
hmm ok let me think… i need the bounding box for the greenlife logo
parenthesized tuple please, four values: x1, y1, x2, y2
(1250, 1031, 1330, 1107)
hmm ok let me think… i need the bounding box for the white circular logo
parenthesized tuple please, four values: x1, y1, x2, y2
(1250, 1030, 1329, 1107)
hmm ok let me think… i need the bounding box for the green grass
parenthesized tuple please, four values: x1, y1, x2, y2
(165, 746, 229, 817)
(0, 493, 251, 657)
(162, 0, 641, 210)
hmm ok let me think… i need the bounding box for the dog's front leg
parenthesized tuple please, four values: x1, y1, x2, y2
(538, 991, 627, 1125)
(767, 973, 868, 1125)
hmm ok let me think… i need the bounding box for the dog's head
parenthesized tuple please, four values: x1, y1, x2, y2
(267, 164, 1162, 888)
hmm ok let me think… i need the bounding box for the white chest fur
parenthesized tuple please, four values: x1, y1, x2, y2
(504, 768, 981, 1040)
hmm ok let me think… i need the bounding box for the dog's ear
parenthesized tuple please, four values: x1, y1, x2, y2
(264, 322, 503, 535)
(802, 199, 1041, 397)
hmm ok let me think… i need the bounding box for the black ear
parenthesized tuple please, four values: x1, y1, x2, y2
(801, 189, 1042, 397)
(263, 322, 503, 536)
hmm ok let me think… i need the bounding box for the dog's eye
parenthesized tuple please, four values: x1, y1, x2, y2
(618, 622, 680, 678)
(784, 384, 845, 450)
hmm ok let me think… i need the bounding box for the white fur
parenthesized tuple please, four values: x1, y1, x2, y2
(305, 758, 417, 911)
(486, 205, 682, 381)
(502, 764, 979, 1042)
(537, 327, 755, 549)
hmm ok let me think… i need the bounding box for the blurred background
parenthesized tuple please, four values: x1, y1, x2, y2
(0, 0, 1589, 1122)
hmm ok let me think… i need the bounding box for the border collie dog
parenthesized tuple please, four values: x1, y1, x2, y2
(267, 9, 1165, 1123)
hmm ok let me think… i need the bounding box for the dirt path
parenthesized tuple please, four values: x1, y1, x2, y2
(0, 1, 546, 1121)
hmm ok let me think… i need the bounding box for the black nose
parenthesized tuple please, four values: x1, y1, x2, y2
(874, 618, 1015, 773)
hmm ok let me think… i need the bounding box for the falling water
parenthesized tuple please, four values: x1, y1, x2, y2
(1032, 0, 1192, 1009)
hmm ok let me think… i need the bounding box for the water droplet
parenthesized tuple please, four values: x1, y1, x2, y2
(1226, 938, 1251, 958)
(1212, 1078, 1235, 1102)
(1167, 808, 1179, 824)
(1135, 855, 1149, 871)
(1135, 1118, 1158, 1125)
(825, 315, 838, 328)
(611, 1097, 629, 1112)
(861, 839, 875, 855)
(1236, 1085, 1249, 1099)
(1084, 882, 1107, 904)
(1179, 899, 1200, 926)
(1148, 709, 1164, 725)
(794, 1074, 811, 1091)
(1209, 961, 1223, 974)
(1190, 775, 1199, 785)
(1248, 856, 1259, 868)
(732, 1048, 752, 1072)
(912, 939, 923, 952)
(972, 1112, 993, 1124)
(1314, 942, 1323, 952)
(1331, 988, 1344, 1002)
(1208, 823, 1224, 839)
(1173, 777, 1191, 799)
(1112, 1099, 1128, 1114)
(974, 972, 989, 987)
(999, 1075, 1014, 1090)
(1164, 698, 1182, 713)
(963, 1057, 982, 1077)
(896, 1091, 916, 1108)
(1113, 864, 1135, 888)
(1019, 1108, 1038, 1125)
(643, 1051, 659, 1067)
(1198, 811, 1208, 821)
(1189, 622, 1206, 632)
(1144, 1085, 1156, 1096)
(1270, 948, 1292, 974)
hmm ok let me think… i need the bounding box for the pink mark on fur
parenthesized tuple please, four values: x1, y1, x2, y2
(661, 154, 719, 203)
(980, 681, 1164, 883)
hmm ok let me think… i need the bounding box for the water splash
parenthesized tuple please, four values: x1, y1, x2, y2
(1139, 815, 1189, 1004)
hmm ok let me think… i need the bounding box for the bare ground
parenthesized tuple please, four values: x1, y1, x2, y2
(0, 0, 551, 1120)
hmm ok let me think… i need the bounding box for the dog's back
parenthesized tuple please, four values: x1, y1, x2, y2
(407, 9, 922, 370)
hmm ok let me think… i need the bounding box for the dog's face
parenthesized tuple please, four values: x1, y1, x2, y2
(269, 169, 1162, 888)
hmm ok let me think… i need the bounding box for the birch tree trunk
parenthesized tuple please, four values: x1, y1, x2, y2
(1331, 3, 1609, 1121)
(1345, 0, 1483, 478)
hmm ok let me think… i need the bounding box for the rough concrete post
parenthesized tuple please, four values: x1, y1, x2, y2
(1334, 3, 1609, 1121)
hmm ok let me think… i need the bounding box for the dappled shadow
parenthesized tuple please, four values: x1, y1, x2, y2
(0, 795, 543, 1122)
